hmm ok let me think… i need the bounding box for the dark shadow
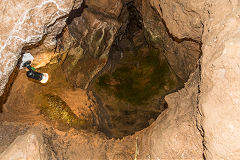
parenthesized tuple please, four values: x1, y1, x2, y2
(0, 67, 19, 113)
(66, 0, 88, 25)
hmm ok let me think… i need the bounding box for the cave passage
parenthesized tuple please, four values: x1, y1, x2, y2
(0, 1, 188, 139)
(88, 2, 183, 138)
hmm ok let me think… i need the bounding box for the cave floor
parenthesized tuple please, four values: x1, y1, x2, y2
(0, 66, 137, 159)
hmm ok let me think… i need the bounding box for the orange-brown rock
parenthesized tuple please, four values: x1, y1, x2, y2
(139, 0, 201, 81)
(62, 8, 121, 89)
(0, 128, 54, 160)
(148, 0, 205, 41)
(137, 70, 203, 159)
(86, 0, 122, 17)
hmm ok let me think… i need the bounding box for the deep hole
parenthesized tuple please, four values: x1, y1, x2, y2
(86, 3, 184, 138)
(0, 0, 201, 140)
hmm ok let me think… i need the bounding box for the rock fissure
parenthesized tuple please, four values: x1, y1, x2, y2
(66, 0, 87, 25)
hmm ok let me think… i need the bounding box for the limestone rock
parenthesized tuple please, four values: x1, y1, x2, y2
(86, 0, 122, 17)
(138, 69, 203, 159)
(0, 128, 55, 160)
(0, 122, 29, 154)
(149, 0, 205, 41)
(62, 8, 121, 89)
(0, 0, 83, 96)
(200, 0, 240, 159)
(140, 0, 201, 81)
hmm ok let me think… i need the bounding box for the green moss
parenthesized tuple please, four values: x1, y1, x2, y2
(97, 48, 178, 105)
(40, 94, 86, 129)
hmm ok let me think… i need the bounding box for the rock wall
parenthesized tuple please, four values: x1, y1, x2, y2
(137, 69, 203, 159)
(147, 0, 240, 158)
(200, 0, 240, 159)
(0, 0, 83, 95)
(1, 0, 240, 159)
(0, 128, 56, 160)
(62, 2, 122, 89)
(148, 0, 205, 41)
(138, 0, 201, 81)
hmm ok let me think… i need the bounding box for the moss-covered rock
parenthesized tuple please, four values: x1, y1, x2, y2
(40, 94, 86, 129)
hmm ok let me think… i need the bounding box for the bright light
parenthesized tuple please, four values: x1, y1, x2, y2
(40, 73, 49, 83)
